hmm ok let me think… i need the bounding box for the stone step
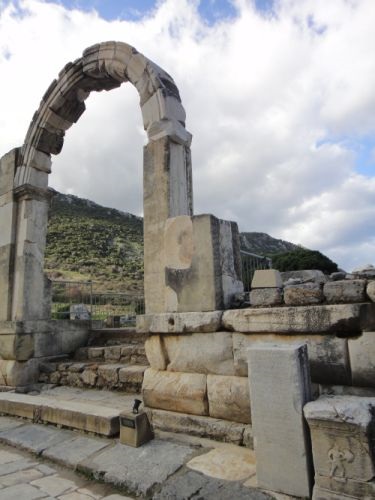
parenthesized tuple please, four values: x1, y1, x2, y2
(88, 327, 148, 346)
(0, 392, 122, 436)
(39, 361, 148, 393)
(75, 343, 148, 365)
(147, 407, 253, 448)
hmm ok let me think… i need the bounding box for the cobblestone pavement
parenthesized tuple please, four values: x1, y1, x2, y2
(0, 443, 132, 500)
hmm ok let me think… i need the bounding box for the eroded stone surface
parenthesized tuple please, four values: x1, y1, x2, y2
(187, 446, 256, 481)
(79, 440, 194, 496)
(284, 283, 323, 306)
(233, 332, 350, 384)
(248, 343, 313, 498)
(142, 368, 208, 415)
(223, 303, 375, 335)
(137, 311, 223, 333)
(249, 288, 283, 307)
(324, 280, 367, 304)
(304, 396, 375, 498)
(207, 374, 251, 423)
(148, 408, 251, 445)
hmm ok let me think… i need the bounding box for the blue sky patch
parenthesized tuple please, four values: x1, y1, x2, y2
(317, 135, 375, 177)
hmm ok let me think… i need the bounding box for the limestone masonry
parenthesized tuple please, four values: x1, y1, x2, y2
(1, 41, 374, 499)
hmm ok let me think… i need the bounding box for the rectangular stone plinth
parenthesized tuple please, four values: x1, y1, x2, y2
(223, 303, 375, 335)
(248, 343, 313, 498)
(304, 396, 375, 499)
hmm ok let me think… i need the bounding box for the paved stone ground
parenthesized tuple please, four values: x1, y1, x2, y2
(0, 414, 295, 499)
(0, 442, 131, 499)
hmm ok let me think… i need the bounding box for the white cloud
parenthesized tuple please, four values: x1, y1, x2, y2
(1, 0, 375, 271)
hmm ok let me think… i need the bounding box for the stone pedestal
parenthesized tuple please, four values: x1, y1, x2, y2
(247, 343, 313, 498)
(304, 396, 375, 500)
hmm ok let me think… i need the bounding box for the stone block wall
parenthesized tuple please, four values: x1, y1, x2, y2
(0, 320, 89, 386)
(140, 298, 375, 426)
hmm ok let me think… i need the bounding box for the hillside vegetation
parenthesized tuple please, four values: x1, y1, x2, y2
(45, 191, 143, 293)
(45, 191, 338, 292)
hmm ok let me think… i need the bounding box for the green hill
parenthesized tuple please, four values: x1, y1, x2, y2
(45, 190, 144, 293)
(45, 191, 337, 292)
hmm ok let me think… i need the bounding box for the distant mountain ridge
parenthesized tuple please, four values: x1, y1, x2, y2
(45, 191, 303, 292)
(240, 232, 301, 256)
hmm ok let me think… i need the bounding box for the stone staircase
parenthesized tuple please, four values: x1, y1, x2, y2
(0, 327, 253, 446)
(0, 328, 150, 439)
(38, 327, 149, 393)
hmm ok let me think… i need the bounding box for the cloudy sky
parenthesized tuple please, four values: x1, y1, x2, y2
(1, 0, 375, 272)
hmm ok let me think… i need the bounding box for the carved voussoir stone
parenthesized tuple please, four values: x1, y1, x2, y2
(32, 126, 64, 155)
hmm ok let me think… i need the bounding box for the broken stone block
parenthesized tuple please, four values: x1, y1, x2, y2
(348, 331, 375, 388)
(281, 269, 328, 284)
(324, 280, 367, 304)
(251, 269, 283, 289)
(248, 343, 313, 498)
(249, 288, 283, 307)
(207, 374, 251, 424)
(304, 396, 375, 499)
(142, 368, 208, 416)
(284, 283, 323, 306)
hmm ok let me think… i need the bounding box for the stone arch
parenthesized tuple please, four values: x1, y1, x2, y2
(1, 41, 194, 320)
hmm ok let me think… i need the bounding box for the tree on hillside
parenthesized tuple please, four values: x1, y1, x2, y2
(272, 248, 338, 274)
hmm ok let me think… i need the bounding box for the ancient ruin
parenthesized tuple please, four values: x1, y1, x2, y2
(0, 41, 375, 499)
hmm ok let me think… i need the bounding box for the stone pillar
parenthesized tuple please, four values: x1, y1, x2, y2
(143, 137, 193, 313)
(247, 343, 313, 498)
(0, 149, 18, 321)
(11, 184, 52, 321)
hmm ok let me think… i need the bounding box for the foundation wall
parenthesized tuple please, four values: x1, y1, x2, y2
(140, 302, 375, 425)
